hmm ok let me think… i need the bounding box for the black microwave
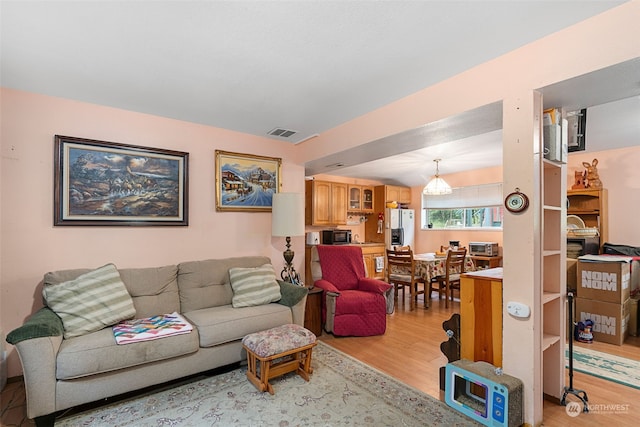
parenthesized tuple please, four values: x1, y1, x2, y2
(322, 229, 352, 245)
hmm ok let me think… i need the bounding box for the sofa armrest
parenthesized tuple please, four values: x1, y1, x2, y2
(6, 308, 64, 419)
(14, 335, 62, 419)
(6, 307, 63, 344)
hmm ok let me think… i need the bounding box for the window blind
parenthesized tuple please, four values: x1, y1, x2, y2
(422, 183, 503, 209)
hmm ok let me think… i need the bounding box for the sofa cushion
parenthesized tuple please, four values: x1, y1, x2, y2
(118, 265, 180, 317)
(177, 256, 272, 312)
(42, 264, 136, 338)
(183, 303, 291, 348)
(44, 264, 180, 320)
(229, 264, 281, 308)
(56, 326, 199, 380)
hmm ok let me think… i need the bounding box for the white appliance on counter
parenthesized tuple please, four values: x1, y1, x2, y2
(385, 208, 415, 249)
(306, 231, 320, 245)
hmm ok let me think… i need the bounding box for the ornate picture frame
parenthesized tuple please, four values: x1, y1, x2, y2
(54, 135, 189, 226)
(215, 150, 281, 212)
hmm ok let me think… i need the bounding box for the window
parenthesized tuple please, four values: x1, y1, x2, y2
(421, 183, 503, 230)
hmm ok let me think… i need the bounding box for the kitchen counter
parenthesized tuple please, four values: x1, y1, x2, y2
(461, 267, 503, 281)
(347, 242, 385, 247)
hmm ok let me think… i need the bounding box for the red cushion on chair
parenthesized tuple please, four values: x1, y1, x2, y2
(316, 246, 365, 290)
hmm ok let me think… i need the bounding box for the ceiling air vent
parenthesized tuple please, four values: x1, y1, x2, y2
(268, 128, 297, 138)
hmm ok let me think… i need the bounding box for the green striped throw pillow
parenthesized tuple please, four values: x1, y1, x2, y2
(43, 263, 136, 338)
(229, 264, 282, 308)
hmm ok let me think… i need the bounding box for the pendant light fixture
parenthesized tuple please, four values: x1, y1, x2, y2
(423, 159, 452, 195)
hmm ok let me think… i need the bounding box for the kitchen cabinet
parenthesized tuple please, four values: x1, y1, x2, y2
(385, 185, 411, 205)
(305, 180, 347, 226)
(347, 185, 374, 213)
(348, 185, 362, 211)
(360, 244, 386, 280)
(567, 188, 608, 252)
(362, 186, 374, 212)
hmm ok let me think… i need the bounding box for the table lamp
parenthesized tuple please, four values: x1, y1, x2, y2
(271, 192, 305, 284)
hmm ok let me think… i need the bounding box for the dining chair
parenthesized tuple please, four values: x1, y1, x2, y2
(386, 245, 427, 310)
(430, 247, 467, 308)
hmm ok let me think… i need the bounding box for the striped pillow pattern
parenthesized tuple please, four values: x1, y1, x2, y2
(229, 264, 282, 308)
(43, 263, 136, 338)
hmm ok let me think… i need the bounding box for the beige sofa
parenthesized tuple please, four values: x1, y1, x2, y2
(7, 256, 307, 426)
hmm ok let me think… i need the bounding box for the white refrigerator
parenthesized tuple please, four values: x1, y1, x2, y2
(385, 208, 415, 249)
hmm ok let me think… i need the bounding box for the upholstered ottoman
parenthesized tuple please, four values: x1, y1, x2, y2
(242, 324, 316, 394)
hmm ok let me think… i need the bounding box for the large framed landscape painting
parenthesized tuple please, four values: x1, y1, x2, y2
(215, 150, 281, 212)
(54, 135, 189, 226)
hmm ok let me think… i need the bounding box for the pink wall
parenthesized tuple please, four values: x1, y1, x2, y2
(566, 146, 640, 245)
(0, 88, 305, 376)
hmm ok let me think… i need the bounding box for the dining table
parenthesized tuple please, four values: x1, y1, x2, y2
(412, 253, 476, 283)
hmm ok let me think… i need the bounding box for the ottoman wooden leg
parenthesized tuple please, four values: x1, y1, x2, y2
(245, 350, 267, 393)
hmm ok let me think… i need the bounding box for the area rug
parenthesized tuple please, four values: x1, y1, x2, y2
(567, 345, 640, 390)
(55, 341, 479, 426)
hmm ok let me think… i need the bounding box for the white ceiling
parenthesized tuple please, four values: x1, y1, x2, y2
(2, 1, 638, 187)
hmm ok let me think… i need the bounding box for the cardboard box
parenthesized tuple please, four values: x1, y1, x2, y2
(629, 297, 639, 337)
(575, 297, 630, 345)
(577, 256, 631, 304)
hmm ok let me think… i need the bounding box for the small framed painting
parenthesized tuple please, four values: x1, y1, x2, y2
(215, 150, 281, 212)
(54, 135, 189, 226)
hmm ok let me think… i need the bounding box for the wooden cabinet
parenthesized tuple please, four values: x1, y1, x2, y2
(305, 180, 347, 226)
(347, 185, 374, 213)
(362, 186, 374, 212)
(460, 269, 503, 367)
(348, 185, 362, 211)
(385, 185, 411, 204)
(304, 287, 323, 336)
(567, 188, 608, 251)
(360, 244, 386, 280)
(541, 154, 566, 401)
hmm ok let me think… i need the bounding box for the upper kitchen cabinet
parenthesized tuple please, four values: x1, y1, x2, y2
(348, 185, 362, 211)
(348, 185, 375, 213)
(305, 180, 348, 226)
(378, 185, 411, 205)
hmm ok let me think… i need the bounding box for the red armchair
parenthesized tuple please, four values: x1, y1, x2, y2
(311, 245, 393, 336)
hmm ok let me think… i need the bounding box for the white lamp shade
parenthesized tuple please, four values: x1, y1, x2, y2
(271, 192, 305, 237)
(423, 176, 452, 195)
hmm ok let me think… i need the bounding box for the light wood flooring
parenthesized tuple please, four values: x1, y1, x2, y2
(320, 292, 640, 427)
(2, 292, 639, 426)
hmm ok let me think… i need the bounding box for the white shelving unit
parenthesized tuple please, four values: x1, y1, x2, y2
(541, 145, 567, 400)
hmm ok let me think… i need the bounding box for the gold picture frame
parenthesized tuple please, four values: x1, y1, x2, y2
(215, 150, 281, 212)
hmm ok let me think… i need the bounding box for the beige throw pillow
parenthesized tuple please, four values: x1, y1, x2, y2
(229, 264, 281, 308)
(42, 263, 136, 338)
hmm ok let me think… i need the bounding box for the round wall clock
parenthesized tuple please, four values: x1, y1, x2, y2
(505, 189, 529, 213)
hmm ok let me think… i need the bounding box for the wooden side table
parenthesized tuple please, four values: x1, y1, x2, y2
(304, 287, 323, 336)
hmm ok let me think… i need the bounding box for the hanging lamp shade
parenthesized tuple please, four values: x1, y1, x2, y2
(423, 159, 452, 195)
